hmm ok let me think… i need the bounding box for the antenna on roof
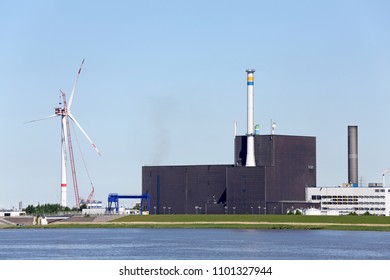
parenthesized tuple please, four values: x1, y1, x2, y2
(271, 119, 276, 135)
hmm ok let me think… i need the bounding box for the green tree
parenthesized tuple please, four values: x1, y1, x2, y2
(23, 203, 74, 215)
(24, 205, 36, 215)
(79, 204, 88, 210)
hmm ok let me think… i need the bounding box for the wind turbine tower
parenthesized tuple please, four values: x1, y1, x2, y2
(27, 60, 100, 208)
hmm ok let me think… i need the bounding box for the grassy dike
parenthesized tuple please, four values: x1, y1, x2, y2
(30, 214, 390, 231)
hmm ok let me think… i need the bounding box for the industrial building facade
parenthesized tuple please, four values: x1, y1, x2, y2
(142, 165, 231, 214)
(303, 125, 390, 216)
(142, 134, 317, 214)
(141, 68, 387, 216)
(306, 186, 390, 216)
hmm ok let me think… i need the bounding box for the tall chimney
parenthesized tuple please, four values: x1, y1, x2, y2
(245, 69, 256, 167)
(348, 126, 358, 187)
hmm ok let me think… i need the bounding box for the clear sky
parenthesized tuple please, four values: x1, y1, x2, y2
(1, 1, 390, 209)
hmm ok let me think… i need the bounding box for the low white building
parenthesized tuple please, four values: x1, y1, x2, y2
(303, 208, 340, 216)
(122, 209, 139, 215)
(82, 208, 106, 215)
(303, 208, 321, 216)
(0, 211, 26, 217)
(80, 200, 103, 209)
(306, 186, 390, 216)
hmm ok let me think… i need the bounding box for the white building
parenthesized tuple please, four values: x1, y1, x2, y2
(302, 207, 340, 216)
(306, 186, 390, 216)
(303, 208, 321, 216)
(80, 199, 103, 209)
(0, 211, 26, 217)
(81, 208, 106, 215)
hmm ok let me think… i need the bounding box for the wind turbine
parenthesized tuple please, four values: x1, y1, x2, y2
(26, 59, 100, 208)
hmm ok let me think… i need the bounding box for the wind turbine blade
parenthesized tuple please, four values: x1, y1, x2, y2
(68, 59, 85, 110)
(68, 113, 101, 156)
(24, 114, 58, 124)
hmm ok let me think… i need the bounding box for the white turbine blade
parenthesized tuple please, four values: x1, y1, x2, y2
(68, 113, 101, 156)
(68, 59, 85, 110)
(24, 114, 58, 124)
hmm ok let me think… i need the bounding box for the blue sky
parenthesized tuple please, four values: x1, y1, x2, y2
(1, 1, 390, 209)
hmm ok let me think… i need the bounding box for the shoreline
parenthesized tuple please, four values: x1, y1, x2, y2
(4, 222, 390, 231)
(2, 214, 390, 231)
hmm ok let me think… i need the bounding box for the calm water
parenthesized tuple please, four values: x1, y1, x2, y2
(0, 228, 389, 260)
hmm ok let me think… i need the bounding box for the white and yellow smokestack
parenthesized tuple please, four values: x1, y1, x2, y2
(246, 69, 256, 167)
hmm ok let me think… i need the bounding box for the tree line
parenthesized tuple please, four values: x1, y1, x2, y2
(23, 203, 85, 215)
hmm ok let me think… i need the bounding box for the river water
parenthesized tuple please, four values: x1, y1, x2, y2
(0, 228, 389, 260)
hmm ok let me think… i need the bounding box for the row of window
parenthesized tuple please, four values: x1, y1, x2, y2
(353, 207, 386, 211)
(322, 202, 385, 205)
(311, 195, 386, 200)
(322, 207, 385, 211)
(326, 199, 358, 202)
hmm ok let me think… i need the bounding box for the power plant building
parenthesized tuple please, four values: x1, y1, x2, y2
(140, 68, 390, 216)
(142, 134, 317, 214)
(142, 69, 318, 214)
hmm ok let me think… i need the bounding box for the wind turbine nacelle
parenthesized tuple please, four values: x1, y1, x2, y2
(55, 107, 67, 116)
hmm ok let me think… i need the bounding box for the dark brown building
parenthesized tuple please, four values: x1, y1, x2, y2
(142, 134, 316, 214)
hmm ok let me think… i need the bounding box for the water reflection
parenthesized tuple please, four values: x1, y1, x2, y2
(0, 228, 389, 260)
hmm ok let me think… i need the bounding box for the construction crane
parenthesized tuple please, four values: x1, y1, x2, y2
(26, 59, 100, 208)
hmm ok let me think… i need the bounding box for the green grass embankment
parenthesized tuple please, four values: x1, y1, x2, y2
(84, 215, 390, 231)
(112, 214, 390, 224)
(5, 215, 390, 231)
(108, 214, 390, 231)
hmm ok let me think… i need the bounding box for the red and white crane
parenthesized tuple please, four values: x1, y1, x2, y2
(26, 60, 100, 208)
